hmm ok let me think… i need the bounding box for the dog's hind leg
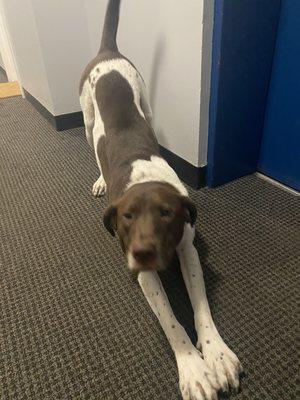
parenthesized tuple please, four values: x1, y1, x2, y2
(80, 81, 106, 196)
(80, 81, 95, 148)
(91, 118, 107, 197)
(139, 81, 153, 125)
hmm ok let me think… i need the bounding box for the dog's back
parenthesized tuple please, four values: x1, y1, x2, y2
(80, 0, 162, 202)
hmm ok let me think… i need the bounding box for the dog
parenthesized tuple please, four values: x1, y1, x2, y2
(79, 1, 243, 399)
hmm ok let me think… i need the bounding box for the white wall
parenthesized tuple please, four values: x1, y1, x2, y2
(85, 0, 212, 166)
(1, 0, 92, 114)
(0, 0, 20, 81)
(0, 50, 4, 68)
(2, 0, 213, 167)
(1, 0, 53, 110)
(30, 0, 92, 115)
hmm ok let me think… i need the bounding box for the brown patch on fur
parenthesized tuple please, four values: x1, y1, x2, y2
(79, 51, 142, 94)
(95, 71, 160, 202)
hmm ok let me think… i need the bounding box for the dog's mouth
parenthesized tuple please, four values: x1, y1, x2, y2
(127, 251, 165, 272)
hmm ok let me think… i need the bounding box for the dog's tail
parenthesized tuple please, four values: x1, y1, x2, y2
(99, 0, 121, 53)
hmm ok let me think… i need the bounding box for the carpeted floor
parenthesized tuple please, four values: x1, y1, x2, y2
(0, 97, 299, 400)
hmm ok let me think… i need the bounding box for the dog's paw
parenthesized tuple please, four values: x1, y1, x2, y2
(197, 333, 243, 394)
(176, 348, 220, 400)
(92, 175, 107, 197)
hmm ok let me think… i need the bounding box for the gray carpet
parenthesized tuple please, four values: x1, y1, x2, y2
(0, 97, 299, 400)
(0, 67, 8, 83)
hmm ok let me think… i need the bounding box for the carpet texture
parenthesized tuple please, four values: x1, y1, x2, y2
(0, 97, 299, 400)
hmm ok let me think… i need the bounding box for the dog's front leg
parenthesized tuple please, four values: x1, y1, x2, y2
(177, 224, 243, 394)
(138, 270, 220, 400)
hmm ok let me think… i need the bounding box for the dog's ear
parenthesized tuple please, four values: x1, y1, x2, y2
(103, 203, 118, 236)
(181, 197, 197, 226)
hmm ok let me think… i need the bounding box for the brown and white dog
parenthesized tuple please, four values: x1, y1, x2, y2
(79, 1, 242, 399)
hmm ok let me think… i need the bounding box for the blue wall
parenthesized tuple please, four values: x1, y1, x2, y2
(258, 0, 300, 191)
(207, 0, 281, 187)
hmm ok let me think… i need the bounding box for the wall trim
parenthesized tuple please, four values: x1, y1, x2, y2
(159, 146, 206, 189)
(23, 88, 83, 131)
(23, 88, 205, 189)
(24, 88, 56, 127)
(55, 112, 84, 131)
(0, 64, 7, 76)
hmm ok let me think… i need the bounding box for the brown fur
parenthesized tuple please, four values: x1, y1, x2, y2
(95, 71, 160, 203)
(79, 50, 141, 95)
(103, 182, 197, 270)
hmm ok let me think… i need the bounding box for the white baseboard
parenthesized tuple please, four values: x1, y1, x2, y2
(256, 172, 299, 196)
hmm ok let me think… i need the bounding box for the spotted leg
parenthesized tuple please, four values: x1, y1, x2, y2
(138, 270, 221, 400)
(177, 224, 243, 394)
(90, 115, 107, 197)
(80, 81, 95, 148)
(139, 81, 153, 125)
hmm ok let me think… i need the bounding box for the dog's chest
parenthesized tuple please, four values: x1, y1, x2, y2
(127, 156, 188, 197)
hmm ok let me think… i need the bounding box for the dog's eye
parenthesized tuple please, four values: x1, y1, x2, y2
(160, 208, 173, 217)
(123, 212, 133, 220)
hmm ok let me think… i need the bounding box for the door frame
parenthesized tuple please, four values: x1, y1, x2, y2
(207, 0, 281, 187)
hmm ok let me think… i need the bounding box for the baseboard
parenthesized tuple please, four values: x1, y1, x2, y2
(256, 173, 299, 196)
(55, 112, 84, 131)
(159, 146, 206, 189)
(0, 65, 7, 76)
(23, 89, 56, 127)
(23, 88, 83, 131)
(23, 88, 206, 189)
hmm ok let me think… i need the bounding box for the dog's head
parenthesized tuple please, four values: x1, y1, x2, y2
(103, 182, 197, 272)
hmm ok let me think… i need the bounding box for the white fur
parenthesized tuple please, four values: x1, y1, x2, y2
(80, 80, 95, 148)
(176, 224, 243, 393)
(138, 270, 220, 400)
(80, 79, 105, 183)
(92, 175, 107, 197)
(127, 155, 188, 196)
(127, 252, 136, 271)
(137, 226, 243, 399)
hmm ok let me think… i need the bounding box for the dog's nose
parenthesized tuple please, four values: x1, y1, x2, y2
(132, 242, 156, 263)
